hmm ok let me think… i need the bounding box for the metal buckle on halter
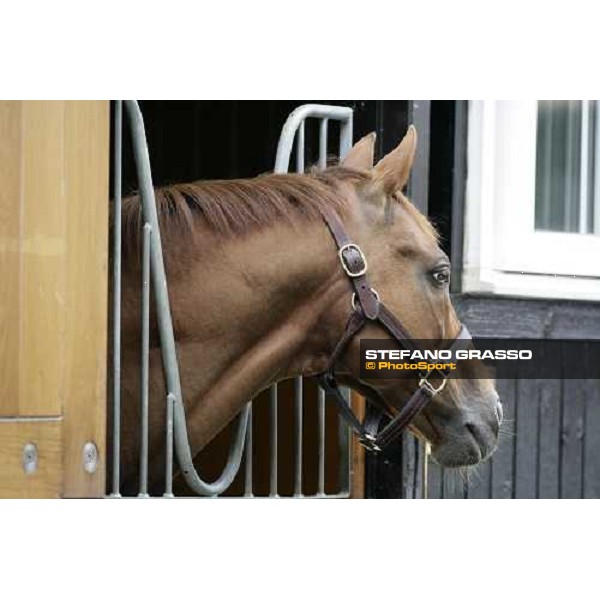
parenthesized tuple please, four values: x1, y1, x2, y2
(338, 243, 368, 278)
(419, 376, 448, 396)
(358, 433, 382, 453)
(351, 288, 380, 311)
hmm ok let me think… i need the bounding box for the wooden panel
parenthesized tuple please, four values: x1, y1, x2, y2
(19, 101, 67, 416)
(412, 439, 427, 499)
(365, 438, 404, 498)
(426, 458, 443, 499)
(537, 379, 561, 498)
(490, 379, 516, 498)
(584, 379, 600, 498)
(561, 379, 585, 498)
(454, 295, 600, 340)
(350, 392, 365, 498)
(0, 419, 62, 498)
(467, 457, 491, 499)
(0, 101, 108, 497)
(514, 379, 539, 498)
(442, 467, 467, 498)
(407, 100, 430, 215)
(402, 435, 421, 498)
(61, 101, 109, 497)
(0, 102, 22, 416)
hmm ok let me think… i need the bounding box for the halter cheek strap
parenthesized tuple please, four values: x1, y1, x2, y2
(318, 207, 472, 453)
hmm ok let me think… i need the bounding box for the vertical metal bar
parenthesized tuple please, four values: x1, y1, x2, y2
(138, 222, 151, 498)
(111, 100, 122, 498)
(319, 119, 328, 169)
(313, 117, 331, 511)
(293, 376, 303, 497)
(339, 114, 354, 496)
(269, 384, 278, 497)
(244, 405, 253, 497)
(318, 117, 328, 495)
(163, 393, 174, 498)
(339, 115, 353, 161)
(294, 122, 305, 498)
(317, 387, 326, 496)
(296, 121, 305, 173)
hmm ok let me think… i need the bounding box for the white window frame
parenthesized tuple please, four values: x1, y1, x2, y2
(463, 100, 600, 301)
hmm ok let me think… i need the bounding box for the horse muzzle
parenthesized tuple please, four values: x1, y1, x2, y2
(429, 395, 503, 468)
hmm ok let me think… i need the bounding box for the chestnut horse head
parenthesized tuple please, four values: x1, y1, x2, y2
(329, 128, 501, 466)
(117, 126, 501, 493)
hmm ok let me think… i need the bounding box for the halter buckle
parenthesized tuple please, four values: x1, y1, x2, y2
(339, 243, 368, 278)
(358, 433, 382, 453)
(419, 376, 448, 396)
(351, 288, 380, 311)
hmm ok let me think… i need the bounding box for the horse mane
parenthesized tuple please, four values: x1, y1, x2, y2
(119, 166, 370, 261)
(117, 165, 440, 269)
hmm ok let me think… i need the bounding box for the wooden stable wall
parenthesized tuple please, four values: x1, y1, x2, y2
(0, 101, 109, 498)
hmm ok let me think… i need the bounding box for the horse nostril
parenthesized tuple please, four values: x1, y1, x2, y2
(496, 400, 504, 425)
(465, 421, 489, 453)
(465, 422, 479, 441)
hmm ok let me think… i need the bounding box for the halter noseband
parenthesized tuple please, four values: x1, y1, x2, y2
(317, 207, 472, 453)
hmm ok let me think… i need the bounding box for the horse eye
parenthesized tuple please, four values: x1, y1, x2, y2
(431, 268, 450, 286)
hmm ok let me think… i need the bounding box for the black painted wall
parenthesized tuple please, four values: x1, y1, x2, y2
(428, 295, 600, 499)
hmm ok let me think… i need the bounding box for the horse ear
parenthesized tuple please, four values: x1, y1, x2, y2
(341, 132, 376, 170)
(374, 125, 417, 193)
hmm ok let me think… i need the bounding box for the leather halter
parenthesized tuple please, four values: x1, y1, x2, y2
(317, 207, 472, 453)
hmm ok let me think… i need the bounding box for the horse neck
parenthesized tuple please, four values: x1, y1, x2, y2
(172, 217, 352, 385)
(123, 214, 352, 463)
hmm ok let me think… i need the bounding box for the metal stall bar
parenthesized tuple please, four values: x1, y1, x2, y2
(164, 393, 175, 498)
(317, 119, 328, 496)
(244, 407, 253, 497)
(123, 101, 249, 497)
(293, 376, 303, 497)
(110, 100, 122, 498)
(319, 119, 328, 169)
(317, 387, 326, 496)
(138, 222, 152, 498)
(274, 104, 353, 173)
(274, 104, 354, 498)
(293, 124, 305, 497)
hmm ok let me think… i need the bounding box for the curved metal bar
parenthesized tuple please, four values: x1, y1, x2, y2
(124, 100, 249, 497)
(274, 104, 353, 174)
